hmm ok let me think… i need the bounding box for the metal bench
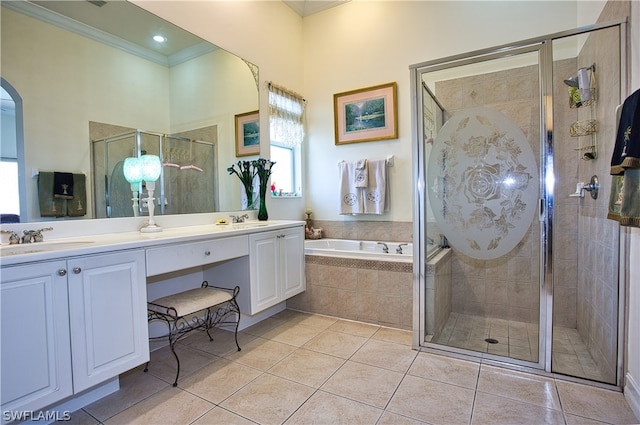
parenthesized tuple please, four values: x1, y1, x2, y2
(145, 281, 241, 386)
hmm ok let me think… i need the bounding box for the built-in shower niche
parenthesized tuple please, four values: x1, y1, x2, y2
(91, 128, 218, 219)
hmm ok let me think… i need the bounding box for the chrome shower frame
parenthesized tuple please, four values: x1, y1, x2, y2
(411, 19, 629, 389)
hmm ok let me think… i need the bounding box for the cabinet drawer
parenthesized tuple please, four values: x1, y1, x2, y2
(146, 236, 248, 276)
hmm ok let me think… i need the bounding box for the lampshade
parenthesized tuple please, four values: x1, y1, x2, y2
(123, 157, 143, 183)
(140, 155, 162, 182)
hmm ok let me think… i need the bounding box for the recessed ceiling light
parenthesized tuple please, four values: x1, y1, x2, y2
(153, 35, 166, 43)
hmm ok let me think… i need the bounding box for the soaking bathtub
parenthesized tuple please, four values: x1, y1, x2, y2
(293, 238, 446, 331)
(304, 238, 413, 262)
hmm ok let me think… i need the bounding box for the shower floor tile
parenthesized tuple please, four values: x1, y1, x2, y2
(433, 313, 607, 380)
(433, 313, 537, 362)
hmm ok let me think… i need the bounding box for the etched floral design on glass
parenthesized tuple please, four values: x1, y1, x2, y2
(427, 106, 539, 260)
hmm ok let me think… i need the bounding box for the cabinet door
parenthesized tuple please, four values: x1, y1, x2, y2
(281, 227, 305, 299)
(249, 231, 279, 314)
(67, 250, 149, 392)
(1, 261, 73, 416)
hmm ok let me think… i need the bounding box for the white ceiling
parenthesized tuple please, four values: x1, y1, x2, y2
(282, 0, 351, 17)
(31, 0, 206, 57)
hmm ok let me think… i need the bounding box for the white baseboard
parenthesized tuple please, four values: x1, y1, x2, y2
(625, 373, 640, 420)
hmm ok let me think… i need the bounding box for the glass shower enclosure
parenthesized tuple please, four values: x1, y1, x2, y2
(412, 20, 627, 386)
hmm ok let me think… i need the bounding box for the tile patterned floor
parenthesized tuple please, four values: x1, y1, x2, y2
(434, 312, 606, 382)
(63, 310, 638, 425)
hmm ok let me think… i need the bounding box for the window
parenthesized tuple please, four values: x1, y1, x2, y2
(270, 144, 294, 195)
(268, 82, 305, 197)
(0, 160, 20, 214)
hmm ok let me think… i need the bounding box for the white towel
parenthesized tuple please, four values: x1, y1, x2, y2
(339, 162, 364, 214)
(364, 159, 389, 214)
(354, 159, 368, 188)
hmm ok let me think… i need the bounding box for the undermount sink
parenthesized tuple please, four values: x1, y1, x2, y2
(231, 222, 269, 229)
(0, 240, 95, 257)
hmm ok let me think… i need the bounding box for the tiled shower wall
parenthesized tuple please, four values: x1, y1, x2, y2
(572, 2, 626, 384)
(435, 66, 542, 324)
(553, 59, 580, 329)
(425, 249, 452, 340)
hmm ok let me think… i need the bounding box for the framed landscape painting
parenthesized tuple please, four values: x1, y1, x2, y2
(334, 82, 398, 145)
(235, 110, 260, 156)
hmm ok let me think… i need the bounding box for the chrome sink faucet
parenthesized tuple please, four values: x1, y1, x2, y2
(396, 243, 408, 254)
(230, 214, 249, 224)
(2, 227, 53, 244)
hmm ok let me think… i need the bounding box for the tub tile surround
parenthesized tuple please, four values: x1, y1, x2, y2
(288, 255, 413, 330)
(66, 310, 638, 425)
(312, 220, 412, 242)
(290, 220, 414, 329)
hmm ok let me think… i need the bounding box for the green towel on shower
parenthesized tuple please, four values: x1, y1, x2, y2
(38, 172, 66, 217)
(619, 169, 640, 227)
(67, 174, 87, 217)
(38, 172, 87, 218)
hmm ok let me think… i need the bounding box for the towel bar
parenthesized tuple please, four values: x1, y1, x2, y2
(337, 155, 394, 167)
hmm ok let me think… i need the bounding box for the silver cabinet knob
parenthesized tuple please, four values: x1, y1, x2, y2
(73, 267, 82, 274)
(58, 269, 67, 276)
(204, 250, 211, 256)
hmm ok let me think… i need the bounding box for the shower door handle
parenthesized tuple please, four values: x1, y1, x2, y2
(538, 198, 545, 222)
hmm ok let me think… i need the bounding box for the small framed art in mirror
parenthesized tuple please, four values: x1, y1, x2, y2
(235, 111, 260, 157)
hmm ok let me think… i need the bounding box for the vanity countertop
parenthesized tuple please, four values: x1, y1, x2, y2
(0, 220, 305, 266)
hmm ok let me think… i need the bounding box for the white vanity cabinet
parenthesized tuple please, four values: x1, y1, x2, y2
(248, 225, 305, 314)
(0, 249, 148, 415)
(66, 250, 148, 392)
(1, 260, 73, 416)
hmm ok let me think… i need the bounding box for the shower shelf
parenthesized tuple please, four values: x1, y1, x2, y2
(569, 119, 597, 137)
(569, 88, 596, 108)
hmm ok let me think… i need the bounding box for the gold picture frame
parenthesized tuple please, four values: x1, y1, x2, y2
(334, 82, 398, 145)
(235, 110, 260, 157)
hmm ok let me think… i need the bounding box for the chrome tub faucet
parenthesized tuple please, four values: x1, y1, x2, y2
(377, 242, 389, 253)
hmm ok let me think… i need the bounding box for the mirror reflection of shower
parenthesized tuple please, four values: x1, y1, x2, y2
(92, 129, 218, 218)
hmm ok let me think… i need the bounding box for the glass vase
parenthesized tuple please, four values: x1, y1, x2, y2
(258, 185, 268, 221)
(243, 185, 255, 210)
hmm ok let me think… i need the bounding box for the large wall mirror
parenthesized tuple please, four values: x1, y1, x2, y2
(1, 0, 259, 223)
